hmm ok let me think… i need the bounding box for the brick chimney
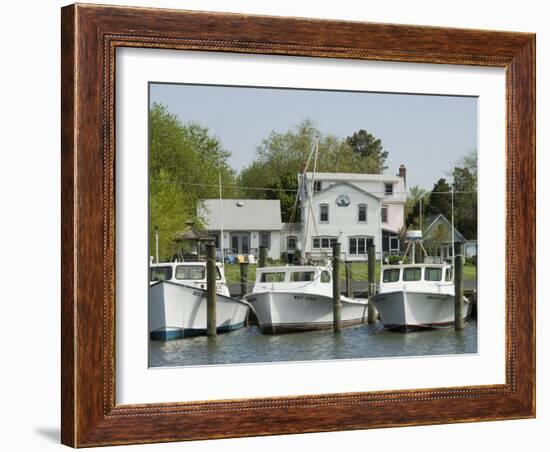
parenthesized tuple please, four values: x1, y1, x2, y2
(398, 164, 406, 187)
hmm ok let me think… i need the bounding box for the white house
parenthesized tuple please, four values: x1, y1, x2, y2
(290, 166, 407, 261)
(199, 199, 283, 261)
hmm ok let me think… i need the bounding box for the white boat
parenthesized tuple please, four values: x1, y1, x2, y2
(148, 262, 250, 340)
(369, 263, 472, 332)
(244, 265, 368, 334)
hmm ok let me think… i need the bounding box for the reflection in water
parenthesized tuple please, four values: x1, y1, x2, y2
(149, 321, 477, 367)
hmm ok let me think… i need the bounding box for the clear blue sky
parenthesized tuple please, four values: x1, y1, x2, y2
(150, 83, 477, 190)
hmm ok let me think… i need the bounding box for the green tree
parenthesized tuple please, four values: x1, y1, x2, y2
(345, 129, 388, 172)
(149, 103, 236, 260)
(238, 120, 388, 221)
(452, 166, 477, 239)
(426, 178, 452, 220)
(405, 185, 429, 228)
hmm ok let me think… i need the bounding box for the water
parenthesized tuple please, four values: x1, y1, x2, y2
(149, 320, 477, 367)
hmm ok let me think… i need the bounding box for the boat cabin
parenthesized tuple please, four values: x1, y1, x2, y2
(252, 265, 332, 296)
(149, 262, 229, 294)
(379, 263, 454, 294)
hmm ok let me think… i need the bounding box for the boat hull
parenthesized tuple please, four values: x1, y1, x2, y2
(245, 291, 368, 334)
(149, 281, 250, 340)
(369, 290, 471, 332)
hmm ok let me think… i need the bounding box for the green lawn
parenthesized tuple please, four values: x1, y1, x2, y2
(222, 262, 477, 284)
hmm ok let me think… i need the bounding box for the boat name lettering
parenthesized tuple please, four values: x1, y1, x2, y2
(293, 295, 317, 301)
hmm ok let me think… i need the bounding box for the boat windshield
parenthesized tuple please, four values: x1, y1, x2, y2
(320, 271, 331, 283)
(260, 272, 286, 283)
(445, 267, 453, 282)
(290, 271, 315, 282)
(150, 266, 172, 282)
(403, 268, 422, 281)
(424, 267, 443, 281)
(382, 268, 400, 283)
(174, 265, 221, 280)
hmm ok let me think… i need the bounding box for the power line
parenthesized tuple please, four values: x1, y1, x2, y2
(153, 180, 477, 195)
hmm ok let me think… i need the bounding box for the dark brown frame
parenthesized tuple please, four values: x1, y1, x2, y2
(61, 3, 536, 447)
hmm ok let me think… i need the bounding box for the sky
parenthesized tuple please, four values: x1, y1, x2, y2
(149, 83, 477, 190)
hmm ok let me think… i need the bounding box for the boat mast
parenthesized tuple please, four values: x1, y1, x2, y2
(303, 136, 319, 264)
(451, 175, 455, 275)
(155, 226, 159, 263)
(219, 172, 225, 266)
(379, 161, 383, 268)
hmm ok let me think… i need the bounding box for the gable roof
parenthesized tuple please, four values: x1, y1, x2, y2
(305, 172, 402, 183)
(199, 199, 282, 231)
(313, 181, 381, 201)
(424, 213, 466, 243)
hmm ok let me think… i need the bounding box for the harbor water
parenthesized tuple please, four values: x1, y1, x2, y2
(149, 320, 477, 367)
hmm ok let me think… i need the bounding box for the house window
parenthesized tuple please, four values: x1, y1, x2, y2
(358, 204, 367, 222)
(381, 205, 388, 223)
(312, 236, 337, 249)
(385, 183, 394, 195)
(313, 181, 322, 192)
(382, 230, 400, 252)
(259, 231, 271, 249)
(287, 235, 297, 250)
(212, 233, 220, 249)
(319, 204, 329, 223)
(349, 237, 372, 255)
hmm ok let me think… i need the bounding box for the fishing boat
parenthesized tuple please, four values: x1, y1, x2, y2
(244, 265, 368, 334)
(148, 261, 250, 340)
(369, 230, 472, 332)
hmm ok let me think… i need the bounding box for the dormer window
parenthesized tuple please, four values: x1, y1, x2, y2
(385, 183, 394, 196)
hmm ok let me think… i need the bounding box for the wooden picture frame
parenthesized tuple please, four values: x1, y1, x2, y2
(61, 3, 535, 447)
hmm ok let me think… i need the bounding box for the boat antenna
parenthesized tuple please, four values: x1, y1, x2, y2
(218, 171, 225, 267)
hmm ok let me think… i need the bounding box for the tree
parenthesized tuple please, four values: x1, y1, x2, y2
(405, 185, 429, 228)
(238, 120, 389, 221)
(425, 178, 452, 220)
(149, 103, 236, 260)
(452, 166, 477, 239)
(345, 129, 388, 172)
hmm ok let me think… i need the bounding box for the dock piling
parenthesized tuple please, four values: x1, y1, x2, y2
(332, 242, 342, 333)
(367, 244, 378, 324)
(259, 246, 268, 268)
(206, 243, 217, 337)
(345, 261, 353, 297)
(240, 262, 249, 297)
(454, 251, 465, 331)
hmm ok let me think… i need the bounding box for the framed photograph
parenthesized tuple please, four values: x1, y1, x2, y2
(61, 3, 535, 447)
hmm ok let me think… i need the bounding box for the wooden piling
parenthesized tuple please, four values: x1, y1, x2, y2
(240, 262, 249, 297)
(332, 242, 342, 333)
(206, 243, 217, 337)
(345, 261, 353, 297)
(259, 246, 268, 268)
(454, 252, 464, 330)
(367, 244, 377, 324)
